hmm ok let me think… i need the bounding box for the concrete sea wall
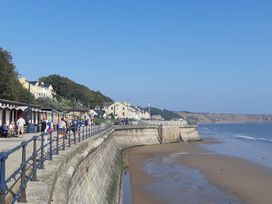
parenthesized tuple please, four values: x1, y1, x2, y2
(48, 125, 200, 204)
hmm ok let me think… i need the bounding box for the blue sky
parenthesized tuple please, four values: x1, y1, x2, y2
(0, 1, 271, 114)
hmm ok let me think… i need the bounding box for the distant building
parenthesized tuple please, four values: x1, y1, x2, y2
(89, 109, 98, 118)
(106, 101, 150, 120)
(151, 115, 164, 120)
(66, 106, 89, 119)
(94, 102, 114, 112)
(19, 76, 55, 99)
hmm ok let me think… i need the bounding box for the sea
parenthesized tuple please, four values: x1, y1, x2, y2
(199, 122, 272, 169)
(123, 123, 272, 204)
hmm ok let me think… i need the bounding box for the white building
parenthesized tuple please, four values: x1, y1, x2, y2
(151, 115, 164, 120)
(106, 101, 150, 120)
(19, 76, 55, 99)
(89, 109, 98, 118)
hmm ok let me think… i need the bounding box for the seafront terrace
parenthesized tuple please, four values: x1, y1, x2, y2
(0, 124, 112, 204)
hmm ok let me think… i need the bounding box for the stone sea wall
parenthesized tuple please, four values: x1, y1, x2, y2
(49, 125, 200, 204)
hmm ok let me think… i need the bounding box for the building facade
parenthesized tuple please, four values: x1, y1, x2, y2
(19, 76, 55, 99)
(106, 101, 150, 120)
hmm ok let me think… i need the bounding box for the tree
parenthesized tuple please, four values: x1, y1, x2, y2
(0, 48, 36, 103)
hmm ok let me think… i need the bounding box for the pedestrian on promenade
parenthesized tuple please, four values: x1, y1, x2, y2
(47, 121, 54, 133)
(41, 118, 48, 133)
(8, 121, 16, 137)
(57, 118, 66, 139)
(0, 121, 9, 137)
(17, 117, 26, 137)
(44, 120, 54, 153)
(71, 116, 79, 139)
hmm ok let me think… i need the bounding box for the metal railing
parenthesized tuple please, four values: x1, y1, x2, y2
(0, 123, 112, 204)
(138, 120, 196, 127)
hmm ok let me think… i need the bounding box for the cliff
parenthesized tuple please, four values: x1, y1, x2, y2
(179, 112, 272, 124)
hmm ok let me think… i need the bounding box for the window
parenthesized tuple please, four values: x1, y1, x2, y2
(123, 112, 125, 116)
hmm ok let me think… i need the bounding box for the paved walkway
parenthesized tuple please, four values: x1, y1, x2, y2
(0, 132, 40, 152)
(0, 132, 57, 178)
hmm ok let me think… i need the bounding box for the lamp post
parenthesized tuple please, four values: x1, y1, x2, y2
(147, 101, 151, 120)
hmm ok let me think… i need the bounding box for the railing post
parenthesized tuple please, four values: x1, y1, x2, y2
(18, 142, 27, 202)
(88, 125, 91, 137)
(62, 131, 65, 150)
(49, 132, 53, 160)
(56, 132, 59, 155)
(82, 126, 85, 141)
(73, 129, 76, 144)
(0, 152, 8, 204)
(78, 127, 81, 143)
(40, 134, 45, 169)
(68, 130, 71, 147)
(31, 137, 38, 181)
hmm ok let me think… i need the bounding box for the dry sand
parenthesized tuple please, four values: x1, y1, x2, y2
(125, 141, 272, 204)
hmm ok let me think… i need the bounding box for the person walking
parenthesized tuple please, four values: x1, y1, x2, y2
(8, 121, 16, 137)
(57, 118, 66, 139)
(41, 118, 48, 133)
(71, 116, 79, 140)
(0, 121, 9, 137)
(17, 117, 26, 138)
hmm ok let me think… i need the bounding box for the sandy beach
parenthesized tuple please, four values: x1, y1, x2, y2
(125, 141, 272, 204)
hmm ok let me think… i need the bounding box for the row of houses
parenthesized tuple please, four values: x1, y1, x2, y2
(16, 76, 153, 121)
(2, 76, 153, 124)
(0, 99, 152, 127)
(94, 101, 151, 120)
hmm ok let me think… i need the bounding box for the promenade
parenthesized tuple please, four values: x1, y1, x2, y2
(0, 124, 112, 204)
(0, 132, 56, 180)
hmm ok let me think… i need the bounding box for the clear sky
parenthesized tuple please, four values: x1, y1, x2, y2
(0, 0, 271, 114)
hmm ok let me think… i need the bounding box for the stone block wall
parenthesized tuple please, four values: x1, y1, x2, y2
(51, 125, 200, 204)
(66, 127, 160, 204)
(161, 126, 201, 143)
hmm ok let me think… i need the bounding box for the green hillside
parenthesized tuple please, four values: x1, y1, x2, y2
(39, 75, 113, 108)
(143, 107, 182, 120)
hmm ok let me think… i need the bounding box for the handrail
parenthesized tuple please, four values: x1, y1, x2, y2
(0, 123, 112, 204)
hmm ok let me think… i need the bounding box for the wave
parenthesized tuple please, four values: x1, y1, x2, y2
(235, 135, 272, 143)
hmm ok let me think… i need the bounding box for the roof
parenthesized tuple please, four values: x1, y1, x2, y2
(103, 102, 114, 107)
(40, 107, 60, 113)
(28, 81, 38, 85)
(28, 81, 51, 88)
(66, 106, 89, 113)
(0, 98, 41, 108)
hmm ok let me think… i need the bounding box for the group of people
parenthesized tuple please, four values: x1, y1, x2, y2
(0, 116, 91, 138)
(0, 117, 26, 138)
(40, 116, 91, 138)
(38, 116, 90, 153)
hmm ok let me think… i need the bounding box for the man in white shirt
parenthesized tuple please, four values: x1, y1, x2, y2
(58, 118, 66, 138)
(17, 117, 26, 137)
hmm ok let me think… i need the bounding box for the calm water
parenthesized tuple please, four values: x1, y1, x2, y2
(199, 123, 272, 169)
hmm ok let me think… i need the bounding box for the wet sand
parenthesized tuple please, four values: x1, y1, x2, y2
(125, 141, 272, 204)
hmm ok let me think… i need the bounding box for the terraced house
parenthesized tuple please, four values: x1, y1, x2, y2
(106, 101, 150, 120)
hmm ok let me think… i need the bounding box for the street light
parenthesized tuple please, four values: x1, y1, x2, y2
(147, 101, 151, 120)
